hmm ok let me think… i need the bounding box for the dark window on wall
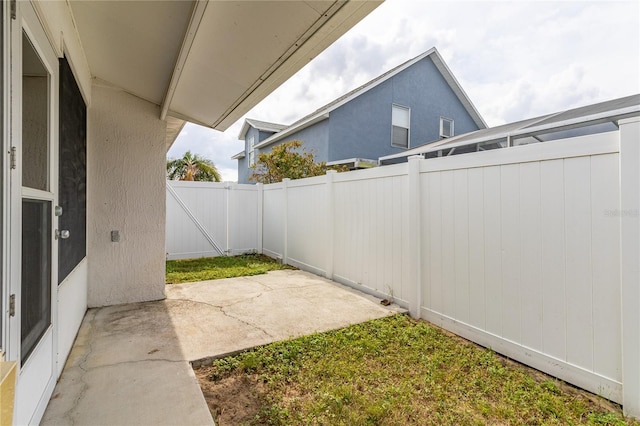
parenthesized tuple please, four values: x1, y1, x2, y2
(392, 104, 410, 148)
(440, 117, 454, 138)
(58, 56, 87, 283)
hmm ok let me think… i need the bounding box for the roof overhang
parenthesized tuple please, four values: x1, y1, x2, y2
(70, 0, 383, 138)
(231, 151, 246, 160)
(238, 118, 287, 140)
(254, 113, 330, 149)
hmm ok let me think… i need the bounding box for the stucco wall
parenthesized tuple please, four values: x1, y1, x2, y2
(87, 81, 166, 307)
(267, 119, 330, 161)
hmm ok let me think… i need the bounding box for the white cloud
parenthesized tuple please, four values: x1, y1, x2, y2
(168, 0, 640, 180)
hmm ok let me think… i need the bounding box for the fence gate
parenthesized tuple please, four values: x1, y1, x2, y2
(165, 181, 259, 260)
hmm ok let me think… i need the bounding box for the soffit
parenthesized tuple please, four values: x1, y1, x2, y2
(69, 0, 382, 132)
(70, 1, 194, 106)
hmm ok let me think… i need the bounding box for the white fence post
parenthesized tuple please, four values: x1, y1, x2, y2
(408, 155, 422, 318)
(325, 170, 336, 280)
(257, 183, 263, 254)
(225, 183, 232, 255)
(620, 116, 640, 418)
(283, 178, 290, 265)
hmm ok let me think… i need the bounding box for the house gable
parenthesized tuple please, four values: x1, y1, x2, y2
(235, 48, 487, 183)
(253, 48, 486, 152)
(328, 55, 482, 161)
(236, 120, 288, 183)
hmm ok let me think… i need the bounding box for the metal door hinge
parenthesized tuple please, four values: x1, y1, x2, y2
(10, 146, 16, 170)
(9, 294, 15, 317)
(10, 0, 16, 20)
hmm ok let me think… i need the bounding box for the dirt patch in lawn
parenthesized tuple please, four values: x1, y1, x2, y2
(195, 371, 264, 425)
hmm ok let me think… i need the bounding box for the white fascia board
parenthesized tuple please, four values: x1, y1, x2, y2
(160, 0, 208, 121)
(231, 151, 245, 160)
(254, 113, 330, 149)
(213, 0, 383, 130)
(238, 120, 251, 141)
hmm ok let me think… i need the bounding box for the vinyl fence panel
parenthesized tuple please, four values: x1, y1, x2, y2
(262, 182, 285, 259)
(286, 176, 328, 275)
(227, 183, 260, 255)
(418, 132, 623, 403)
(332, 165, 411, 305)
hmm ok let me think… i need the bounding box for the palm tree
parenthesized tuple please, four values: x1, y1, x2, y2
(167, 151, 222, 182)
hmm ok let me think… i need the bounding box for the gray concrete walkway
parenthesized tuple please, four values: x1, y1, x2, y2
(42, 270, 400, 425)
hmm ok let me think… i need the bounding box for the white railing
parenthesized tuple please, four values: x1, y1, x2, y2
(166, 117, 640, 417)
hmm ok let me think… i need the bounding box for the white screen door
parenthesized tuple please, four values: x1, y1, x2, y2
(9, 2, 59, 424)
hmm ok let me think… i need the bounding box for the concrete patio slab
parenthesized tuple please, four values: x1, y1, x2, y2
(42, 270, 401, 425)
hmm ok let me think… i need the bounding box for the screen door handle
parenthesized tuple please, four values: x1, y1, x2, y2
(55, 229, 70, 240)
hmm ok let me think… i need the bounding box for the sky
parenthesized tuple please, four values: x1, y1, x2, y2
(167, 0, 640, 182)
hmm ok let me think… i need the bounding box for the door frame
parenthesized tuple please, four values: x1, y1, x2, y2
(1, 0, 9, 361)
(7, 1, 60, 423)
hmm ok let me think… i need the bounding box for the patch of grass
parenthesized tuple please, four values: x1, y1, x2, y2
(200, 315, 637, 425)
(166, 254, 293, 284)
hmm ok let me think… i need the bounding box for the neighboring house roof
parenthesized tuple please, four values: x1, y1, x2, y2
(238, 118, 288, 140)
(231, 151, 246, 160)
(253, 47, 487, 151)
(379, 93, 640, 163)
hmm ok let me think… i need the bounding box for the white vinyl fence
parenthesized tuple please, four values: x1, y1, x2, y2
(166, 117, 640, 417)
(165, 181, 260, 259)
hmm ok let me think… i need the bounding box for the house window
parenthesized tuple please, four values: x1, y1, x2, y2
(247, 135, 255, 167)
(391, 104, 410, 148)
(440, 117, 454, 138)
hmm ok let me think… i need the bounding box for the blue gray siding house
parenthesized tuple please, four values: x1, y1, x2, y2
(234, 47, 486, 183)
(233, 119, 287, 183)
